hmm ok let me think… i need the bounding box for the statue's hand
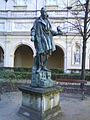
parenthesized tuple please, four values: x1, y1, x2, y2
(31, 36, 35, 42)
(57, 26, 63, 35)
(57, 26, 61, 32)
(58, 31, 63, 35)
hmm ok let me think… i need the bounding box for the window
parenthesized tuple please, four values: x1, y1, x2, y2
(46, 0, 57, 5)
(17, 0, 26, 6)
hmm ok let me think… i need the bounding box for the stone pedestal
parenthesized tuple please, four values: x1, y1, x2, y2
(19, 85, 62, 120)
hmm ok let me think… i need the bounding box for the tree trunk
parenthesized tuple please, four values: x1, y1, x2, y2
(81, 0, 89, 81)
(81, 38, 86, 80)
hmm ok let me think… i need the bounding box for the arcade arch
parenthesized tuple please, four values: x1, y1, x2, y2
(14, 44, 65, 69)
(0, 46, 4, 67)
(47, 45, 64, 69)
(14, 45, 33, 68)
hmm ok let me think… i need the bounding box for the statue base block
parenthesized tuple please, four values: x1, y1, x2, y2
(19, 85, 62, 120)
(32, 70, 54, 88)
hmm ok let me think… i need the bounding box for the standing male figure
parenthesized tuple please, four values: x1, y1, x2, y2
(31, 7, 63, 75)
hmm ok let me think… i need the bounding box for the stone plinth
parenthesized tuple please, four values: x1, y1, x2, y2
(32, 70, 54, 88)
(19, 85, 62, 120)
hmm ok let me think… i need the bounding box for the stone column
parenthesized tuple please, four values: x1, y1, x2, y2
(64, 54, 67, 73)
(4, 40, 11, 67)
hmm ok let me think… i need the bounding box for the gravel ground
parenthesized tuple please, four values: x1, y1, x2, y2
(0, 92, 90, 120)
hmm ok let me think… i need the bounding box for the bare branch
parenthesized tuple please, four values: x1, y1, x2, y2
(86, 29, 90, 40)
(67, 21, 84, 36)
(86, 34, 90, 40)
(75, 17, 84, 32)
(86, 20, 90, 32)
(70, 32, 80, 41)
(78, 0, 86, 10)
(87, 18, 90, 23)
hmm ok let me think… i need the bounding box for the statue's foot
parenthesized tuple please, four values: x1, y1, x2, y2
(36, 67, 42, 73)
(43, 66, 50, 71)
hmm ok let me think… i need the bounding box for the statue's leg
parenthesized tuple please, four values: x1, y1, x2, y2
(43, 54, 49, 71)
(32, 56, 38, 74)
(32, 56, 38, 85)
(36, 53, 49, 72)
(36, 54, 42, 72)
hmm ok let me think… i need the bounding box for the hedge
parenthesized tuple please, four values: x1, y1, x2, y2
(52, 73, 90, 81)
(0, 68, 90, 81)
(0, 71, 32, 80)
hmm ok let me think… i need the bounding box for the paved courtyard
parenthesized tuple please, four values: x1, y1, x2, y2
(0, 92, 90, 120)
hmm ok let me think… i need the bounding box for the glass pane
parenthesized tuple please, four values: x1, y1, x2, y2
(17, 0, 25, 5)
(47, 0, 56, 5)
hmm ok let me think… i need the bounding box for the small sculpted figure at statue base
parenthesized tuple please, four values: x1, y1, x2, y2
(31, 70, 54, 88)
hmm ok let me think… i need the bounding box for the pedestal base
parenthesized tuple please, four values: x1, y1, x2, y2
(19, 85, 62, 120)
(32, 70, 54, 88)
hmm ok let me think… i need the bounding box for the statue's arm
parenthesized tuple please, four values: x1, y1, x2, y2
(51, 30, 63, 36)
(31, 22, 36, 42)
(50, 25, 63, 36)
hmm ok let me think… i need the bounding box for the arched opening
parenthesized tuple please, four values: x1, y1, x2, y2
(47, 46, 64, 69)
(14, 45, 33, 68)
(0, 46, 4, 67)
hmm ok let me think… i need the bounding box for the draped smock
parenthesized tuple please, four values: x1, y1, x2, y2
(31, 16, 56, 54)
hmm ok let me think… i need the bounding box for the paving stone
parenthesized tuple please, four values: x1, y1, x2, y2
(0, 92, 90, 120)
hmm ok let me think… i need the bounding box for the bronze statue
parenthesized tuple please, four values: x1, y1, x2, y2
(31, 7, 63, 87)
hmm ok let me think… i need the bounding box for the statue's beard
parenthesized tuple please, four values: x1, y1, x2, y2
(42, 14, 48, 19)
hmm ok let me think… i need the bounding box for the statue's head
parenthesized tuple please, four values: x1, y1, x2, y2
(40, 7, 48, 19)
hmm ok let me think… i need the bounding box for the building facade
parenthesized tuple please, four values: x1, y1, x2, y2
(0, 0, 90, 72)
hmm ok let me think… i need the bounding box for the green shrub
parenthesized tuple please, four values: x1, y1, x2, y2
(0, 71, 32, 80)
(0, 68, 89, 82)
(51, 73, 90, 81)
(51, 68, 64, 74)
(9, 72, 16, 79)
(0, 71, 10, 79)
(85, 74, 90, 81)
(13, 67, 32, 72)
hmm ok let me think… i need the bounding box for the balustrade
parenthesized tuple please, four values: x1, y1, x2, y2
(0, 10, 87, 18)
